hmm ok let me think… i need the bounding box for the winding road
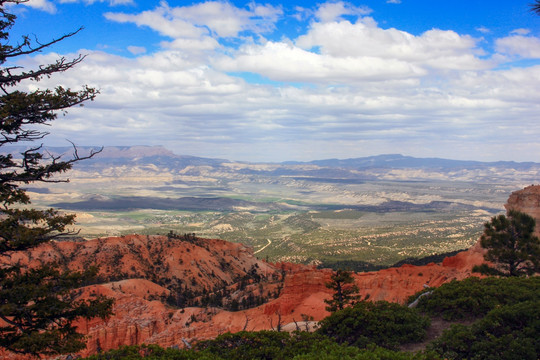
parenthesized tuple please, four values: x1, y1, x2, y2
(254, 239, 272, 254)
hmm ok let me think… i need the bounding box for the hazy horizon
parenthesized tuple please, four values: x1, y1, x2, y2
(6, 144, 540, 165)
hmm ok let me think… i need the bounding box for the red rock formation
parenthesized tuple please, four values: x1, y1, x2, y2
(16, 183, 540, 359)
(0, 233, 490, 359)
(5, 235, 278, 295)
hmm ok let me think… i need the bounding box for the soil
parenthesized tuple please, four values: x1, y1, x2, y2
(400, 316, 476, 352)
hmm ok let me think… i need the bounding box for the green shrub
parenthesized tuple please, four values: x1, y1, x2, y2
(292, 344, 440, 360)
(411, 276, 540, 320)
(81, 344, 220, 359)
(316, 301, 430, 350)
(194, 331, 288, 360)
(428, 300, 540, 360)
(82, 339, 439, 360)
(194, 331, 347, 360)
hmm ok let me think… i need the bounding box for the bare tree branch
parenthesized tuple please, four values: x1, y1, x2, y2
(3, 28, 83, 60)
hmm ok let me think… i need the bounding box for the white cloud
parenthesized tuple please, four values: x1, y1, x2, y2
(168, 2, 250, 37)
(386, 0, 401, 4)
(108, 0, 133, 4)
(496, 35, 540, 58)
(105, 5, 206, 39)
(161, 37, 220, 51)
(245, 20, 490, 79)
(476, 26, 490, 34)
(24, 0, 56, 14)
(296, 20, 482, 63)
(213, 18, 490, 86)
(510, 28, 531, 35)
(127, 46, 146, 55)
(60, 0, 134, 5)
(292, 6, 311, 21)
(172, 1, 282, 37)
(315, 1, 371, 23)
(105, 1, 282, 40)
(214, 41, 425, 83)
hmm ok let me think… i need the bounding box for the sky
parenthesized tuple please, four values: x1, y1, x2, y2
(6, 0, 540, 162)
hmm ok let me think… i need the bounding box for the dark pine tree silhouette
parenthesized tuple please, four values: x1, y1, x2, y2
(0, 0, 112, 356)
(324, 269, 360, 312)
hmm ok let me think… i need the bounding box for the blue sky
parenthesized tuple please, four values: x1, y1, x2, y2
(7, 0, 540, 162)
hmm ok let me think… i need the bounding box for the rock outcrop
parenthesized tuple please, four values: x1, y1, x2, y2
(505, 185, 540, 237)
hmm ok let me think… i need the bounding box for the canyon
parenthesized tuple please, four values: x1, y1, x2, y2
(1, 185, 539, 359)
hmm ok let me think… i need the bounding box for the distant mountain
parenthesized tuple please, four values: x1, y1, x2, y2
(284, 154, 540, 170)
(83, 147, 540, 171)
(0, 145, 229, 169)
(80, 146, 228, 169)
(3, 145, 539, 171)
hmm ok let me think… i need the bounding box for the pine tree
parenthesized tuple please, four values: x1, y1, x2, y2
(475, 210, 540, 276)
(324, 269, 360, 312)
(0, 0, 112, 356)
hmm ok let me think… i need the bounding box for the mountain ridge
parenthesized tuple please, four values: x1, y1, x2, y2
(3, 145, 539, 170)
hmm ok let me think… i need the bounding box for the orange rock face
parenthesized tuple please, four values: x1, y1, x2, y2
(505, 184, 540, 237)
(0, 233, 489, 359)
(13, 184, 540, 359)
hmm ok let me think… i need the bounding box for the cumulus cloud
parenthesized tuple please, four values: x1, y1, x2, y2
(215, 41, 425, 83)
(105, 6, 206, 39)
(296, 20, 484, 65)
(217, 17, 489, 84)
(105, 1, 282, 40)
(173, 1, 282, 36)
(496, 35, 540, 58)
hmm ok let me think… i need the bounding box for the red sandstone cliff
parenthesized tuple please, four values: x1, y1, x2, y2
(6, 185, 540, 359)
(0, 234, 487, 359)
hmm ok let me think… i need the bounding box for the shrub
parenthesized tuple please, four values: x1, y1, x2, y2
(194, 331, 289, 359)
(317, 301, 430, 350)
(411, 276, 540, 320)
(194, 331, 344, 360)
(82, 344, 219, 359)
(82, 336, 439, 360)
(292, 344, 440, 360)
(428, 300, 540, 360)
